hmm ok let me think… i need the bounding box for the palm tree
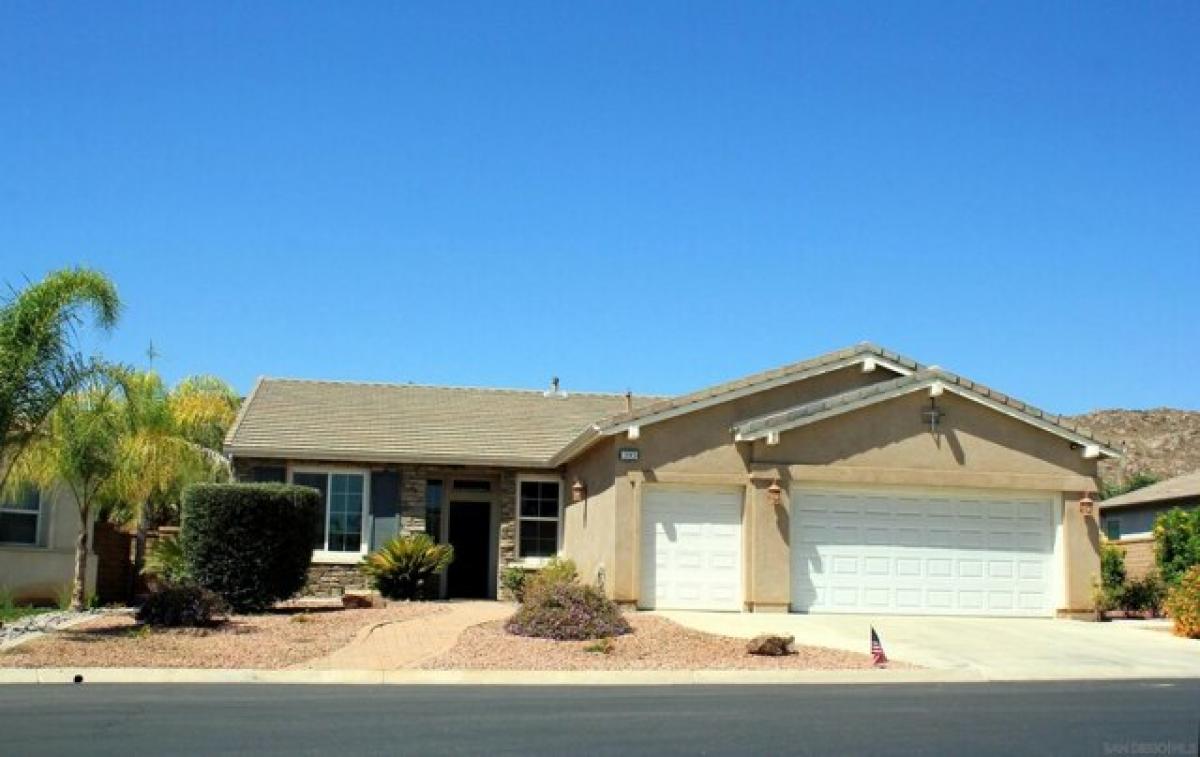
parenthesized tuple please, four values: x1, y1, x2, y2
(106, 370, 239, 588)
(0, 268, 120, 490)
(10, 375, 124, 610)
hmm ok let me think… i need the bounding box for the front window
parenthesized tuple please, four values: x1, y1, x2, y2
(292, 471, 366, 554)
(518, 478, 561, 558)
(0, 485, 41, 546)
(1105, 518, 1121, 541)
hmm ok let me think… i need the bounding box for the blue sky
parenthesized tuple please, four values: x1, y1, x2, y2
(2, 2, 1197, 413)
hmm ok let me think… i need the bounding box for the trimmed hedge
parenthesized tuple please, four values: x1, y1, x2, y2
(180, 483, 319, 612)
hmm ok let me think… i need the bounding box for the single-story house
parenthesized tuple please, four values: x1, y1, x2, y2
(0, 483, 97, 603)
(224, 343, 1116, 617)
(1100, 470, 1200, 578)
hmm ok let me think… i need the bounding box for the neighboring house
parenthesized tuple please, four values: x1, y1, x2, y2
(0, 483, 97, 604)
(1100, 471, 1200, 579)
(224, 343, 1117, 618)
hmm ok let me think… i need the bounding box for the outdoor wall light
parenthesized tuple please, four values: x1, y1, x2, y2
(1078, 493, 1095, 517)
(572, 479, 587, 503)
(767, 479, 783, 506)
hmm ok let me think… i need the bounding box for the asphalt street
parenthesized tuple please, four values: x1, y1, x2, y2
(1, 680, 1197, 756)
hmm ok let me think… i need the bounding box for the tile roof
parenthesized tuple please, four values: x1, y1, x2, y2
(224, 378, 661, 467)
(225, 344, 1115, 468)
(1100, 470, 1200, 510)
(732, 368, 1120, 456)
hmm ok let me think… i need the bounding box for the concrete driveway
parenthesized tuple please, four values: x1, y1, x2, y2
(653, 611, 1200, 680)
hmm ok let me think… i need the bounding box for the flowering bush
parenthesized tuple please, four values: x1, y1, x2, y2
(505, 582, 631, 641)
(1165, 565, 1200, 639)
(1154, 508, 1200, 586)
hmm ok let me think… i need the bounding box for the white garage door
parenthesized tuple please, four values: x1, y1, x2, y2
(640, 487, 743, 611)
(791, 487, 1057, 617)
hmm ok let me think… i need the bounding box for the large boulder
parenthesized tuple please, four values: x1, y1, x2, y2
(746, 634, 796, 656)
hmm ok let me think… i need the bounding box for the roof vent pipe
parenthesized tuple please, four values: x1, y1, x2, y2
(544, 376, 567, 398)
(624, 390, 633, 413)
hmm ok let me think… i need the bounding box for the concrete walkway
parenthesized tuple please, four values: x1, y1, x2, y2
(653, 611, 1200, 680)
(299, 601, 512, 670)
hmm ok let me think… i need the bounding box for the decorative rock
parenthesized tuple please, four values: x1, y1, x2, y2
(342, 591, 384, 609)
(0, 609, 116, 650)
(746, 634, 796, 656)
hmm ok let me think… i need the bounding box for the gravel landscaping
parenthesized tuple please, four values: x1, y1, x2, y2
(1, 603, 444, 669)
(0, 609, 117, 651)
(418, 614, 905, 670)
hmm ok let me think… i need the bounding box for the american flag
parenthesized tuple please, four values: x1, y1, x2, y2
(870, 626, 888, 666)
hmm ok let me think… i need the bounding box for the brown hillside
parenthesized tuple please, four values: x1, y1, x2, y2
(1068, 408, 1200, 485)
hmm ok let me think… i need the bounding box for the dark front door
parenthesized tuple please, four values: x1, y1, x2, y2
(447, 500, 491, 598)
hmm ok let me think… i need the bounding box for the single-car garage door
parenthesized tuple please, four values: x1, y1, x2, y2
(791, 486, 1057, 617)
(640, 487, 743, 611)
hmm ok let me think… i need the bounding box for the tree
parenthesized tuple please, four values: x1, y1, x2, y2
(10, 375, 124, 610)
(1101, 471, 1160, 501)
(0, 269, 120, 490)
(105, 369, 240, 588)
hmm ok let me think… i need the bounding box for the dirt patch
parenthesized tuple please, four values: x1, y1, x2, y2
(417, 615, 908, 670)
(1, 603, 445, 669)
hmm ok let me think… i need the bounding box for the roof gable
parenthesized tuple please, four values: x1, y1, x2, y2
(732, 369, 1120, 458)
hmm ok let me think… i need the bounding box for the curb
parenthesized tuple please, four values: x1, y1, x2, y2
(0, 667, 983, 685)
(3, 667, 1197, 685)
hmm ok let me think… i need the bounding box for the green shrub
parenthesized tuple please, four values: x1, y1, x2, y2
(500, 566, 532, 602)
(143, 537, 189, 586)
(506, 581, 631, 641)
(1119, 573, 1166, 614)
(0, 586, 14, 612)
(1165, 565, 1200, 638)
(137, 584, 228, 627)
(524, 556, 578, 599)
(1100, 541, 1126, 590)
(180, 483, 319, 612)
(1155, 508, 1200, 586)
(360, 533, 453, 600)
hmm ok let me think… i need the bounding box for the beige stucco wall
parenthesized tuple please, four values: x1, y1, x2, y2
(585, 374, 1101, 615)
(561, 438, 617, 592)
(0, 484, 97, 604)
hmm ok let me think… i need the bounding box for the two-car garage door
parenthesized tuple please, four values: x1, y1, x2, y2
(638, 484, 1059, 616)
(791, 487, 1058, 617)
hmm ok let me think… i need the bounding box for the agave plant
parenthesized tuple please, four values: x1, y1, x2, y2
(360, 533, 454, 601)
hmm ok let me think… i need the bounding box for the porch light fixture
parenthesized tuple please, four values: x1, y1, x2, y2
(767, 479, 783, 507)
(1078, 493, 1095, 517)
(572, 479, 587, 503)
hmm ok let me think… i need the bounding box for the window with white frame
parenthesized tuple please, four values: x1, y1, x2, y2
(517, 478, 561, 558)
(291, 470, 366, 554)
(0, 485, 41, 546)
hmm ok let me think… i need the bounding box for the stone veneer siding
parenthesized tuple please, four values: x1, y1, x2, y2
(232, 457, 528, 597)
(304, 563, 370, 596)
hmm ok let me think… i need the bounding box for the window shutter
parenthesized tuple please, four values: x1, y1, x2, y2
(369, 470, 401, 551)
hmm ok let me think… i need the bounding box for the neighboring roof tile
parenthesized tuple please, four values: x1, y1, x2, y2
(225, 378, 661, 467)
(732, 368, 1120, 456)
(1100, 470, 1200, 510)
